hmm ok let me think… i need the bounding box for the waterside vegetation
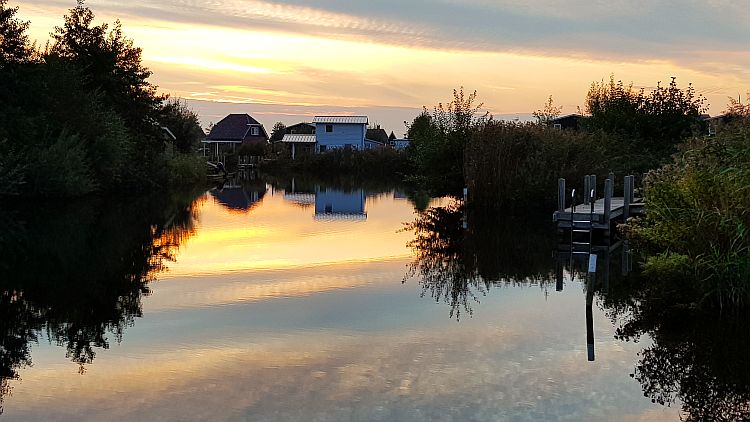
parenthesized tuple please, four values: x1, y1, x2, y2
(0, 1, 205, 198)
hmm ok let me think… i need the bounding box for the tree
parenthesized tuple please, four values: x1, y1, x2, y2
(159, 98, 204, 153)
(49, 1, 162, 137)
(0, 0, 31, 67)
(584, 75, 707, 154)
(406, 87, 489, 191)
(532, 95, 562, 124)
(726, 93, 750, 118)
(270, 121, 286, 142)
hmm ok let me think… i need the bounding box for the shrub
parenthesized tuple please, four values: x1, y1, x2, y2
(627, 121, 750, 305)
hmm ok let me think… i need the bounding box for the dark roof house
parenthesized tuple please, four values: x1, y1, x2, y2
(548, 114, 588, 131)
(366, 127, 389, 144)
(205, 114, 269, 145)
(285, 122, 316, 135)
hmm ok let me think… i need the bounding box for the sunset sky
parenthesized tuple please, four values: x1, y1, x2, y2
(16, 0, 750, 134)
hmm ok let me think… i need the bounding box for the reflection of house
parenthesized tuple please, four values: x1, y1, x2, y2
(203, 114, 269, 156)
(314, 187, 366, 221)
(210, 181, 267, 213)
(283, 177, 316, 207)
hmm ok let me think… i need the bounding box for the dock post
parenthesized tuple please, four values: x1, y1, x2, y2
(558, 178, 566, 213)
(623, 175, 633, 219)
(590, 175, 597, 200)
(584, 175, 590, 205)
(603, 178, 613, 230)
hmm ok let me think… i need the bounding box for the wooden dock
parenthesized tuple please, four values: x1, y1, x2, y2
(553, 174, 643, 234)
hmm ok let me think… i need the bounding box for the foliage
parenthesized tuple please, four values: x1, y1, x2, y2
(165, 151, 207, 186)
(0, 1, 205, 197)
(406, 87, 489, 192)
(464, 121, 607, 212)
(49, 0, 162, 136)
(264, 147, 411, 179)
(159, 98, 205, 153)
(584, 75, 707, 157)
(626, 122, 750, 305)
(532, 95, 562, 124)
(0, 0, 30, 67)
(725, 92, 750, 118)
(270, 121, 286, 143)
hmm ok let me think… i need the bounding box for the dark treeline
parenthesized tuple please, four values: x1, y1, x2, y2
(0, 1, 205, 197)
(0, 188, 203, 414)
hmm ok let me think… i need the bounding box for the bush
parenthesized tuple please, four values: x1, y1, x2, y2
(29, 132, 97, 197)
(627, 121, 750, 305)
(165, 151, 207, 186)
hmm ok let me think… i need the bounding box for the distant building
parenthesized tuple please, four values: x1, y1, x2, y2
(281, 134, 316, 160)
(203, 114, 269, 156)
(285, 122, 316, 135)
(312, 116, 368, 152)
(548, 114, 587, 131)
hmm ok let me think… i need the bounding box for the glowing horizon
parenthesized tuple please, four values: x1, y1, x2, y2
(15, 1, 750, 132)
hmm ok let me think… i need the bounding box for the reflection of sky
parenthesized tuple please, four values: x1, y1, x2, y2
(4, 190, 678, 420)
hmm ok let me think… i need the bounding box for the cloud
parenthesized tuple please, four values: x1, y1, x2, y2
(26, 0, 750, 70)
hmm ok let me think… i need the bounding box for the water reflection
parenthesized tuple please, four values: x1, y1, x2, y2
(210, 172, 267, 213)
(405, 200, 750, 418)
(314, 186, 366, 221)
(602, 273, 750, 420)
(404, 201, 557, 319)
(0, 191, 201, 414)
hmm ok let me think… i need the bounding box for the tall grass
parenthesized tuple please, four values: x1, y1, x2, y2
(464, 121, 608, 212)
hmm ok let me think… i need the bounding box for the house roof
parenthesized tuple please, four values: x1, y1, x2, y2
(366, 128, 389, 144)
(285, 122, 315, 131)
(207, 114, 267, 141)
(281, 134, 317, 143)
(313, 116, 368, 125)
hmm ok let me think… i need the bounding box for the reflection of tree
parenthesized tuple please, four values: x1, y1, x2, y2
(0, 189, 202, 414)
(602, 276, 750, 421)
(404, 202, 556, 319)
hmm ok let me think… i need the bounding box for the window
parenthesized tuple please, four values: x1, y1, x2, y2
(325, 124, 333, 133)
(250, 126, 259, 136)
(553, 123, 562, 130)
(319, 145, 327, 152)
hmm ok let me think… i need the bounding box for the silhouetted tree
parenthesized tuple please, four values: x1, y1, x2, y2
(532, 95, 562, 124)
(0, 0, 31, 67)
(270, 121, 286, 142)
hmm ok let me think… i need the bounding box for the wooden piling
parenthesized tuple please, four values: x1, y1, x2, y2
(603, 178, 613, 224)
(558, 178, 566, 213)
(584, 175, 590, 205)
(623, 175, 633, 219)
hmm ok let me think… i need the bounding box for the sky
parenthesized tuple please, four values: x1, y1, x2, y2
(16, 0, 750, 134)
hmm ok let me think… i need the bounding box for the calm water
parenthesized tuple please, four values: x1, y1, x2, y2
(0, 175, 745, 421)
